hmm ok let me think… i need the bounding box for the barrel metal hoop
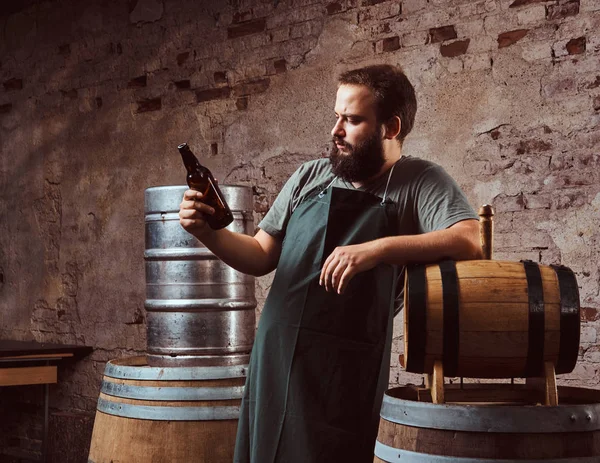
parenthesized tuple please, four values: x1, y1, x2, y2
(552, 264, 580, 374)
(101, 382, 245, 401)
(374, 441, 599, 463)
(144, 248, 216, 260)
(522, 260, 545, 377)
(440, 260, 459, 377)
(96, 397, 240, 421)
(380, 394, 600, 433)
(144, 298, 257, 312)
(406, 265, 427, 373)
(103, 360, 248, 380)
(145, 210, 250, 223)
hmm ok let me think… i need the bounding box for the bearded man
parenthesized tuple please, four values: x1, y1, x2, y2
(179, 64, 482, 463)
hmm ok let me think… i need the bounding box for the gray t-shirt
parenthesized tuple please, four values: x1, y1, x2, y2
(258, 155, 479, 313)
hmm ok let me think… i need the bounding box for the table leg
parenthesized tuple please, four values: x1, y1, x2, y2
(41, 378, 49, 462)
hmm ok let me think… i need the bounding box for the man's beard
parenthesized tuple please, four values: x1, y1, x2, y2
(329, 131, 386, 183)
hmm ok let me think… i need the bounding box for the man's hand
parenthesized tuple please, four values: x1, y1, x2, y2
(320, 241, 382, 294)
(179, 189, 215, 239)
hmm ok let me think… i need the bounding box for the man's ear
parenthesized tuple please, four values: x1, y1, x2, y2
(383, 116, 401, 140)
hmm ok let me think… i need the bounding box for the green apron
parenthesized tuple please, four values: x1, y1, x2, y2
(234, 177, 398, 463)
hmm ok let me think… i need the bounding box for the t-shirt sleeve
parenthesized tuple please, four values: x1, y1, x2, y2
(257, 167, 303, 239)
(414, 165, 479, 233)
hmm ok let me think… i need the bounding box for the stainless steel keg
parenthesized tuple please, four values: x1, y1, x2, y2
(144, 185, 256, 367)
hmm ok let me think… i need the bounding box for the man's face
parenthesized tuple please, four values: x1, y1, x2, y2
(329, 84, 385, 183)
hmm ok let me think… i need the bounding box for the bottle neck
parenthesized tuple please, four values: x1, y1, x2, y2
(179, 149, 202, 173)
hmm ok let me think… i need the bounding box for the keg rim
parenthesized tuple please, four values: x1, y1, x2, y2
(145, 184, 250, 193)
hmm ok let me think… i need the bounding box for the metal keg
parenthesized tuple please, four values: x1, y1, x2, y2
(144, 185, 256, 367)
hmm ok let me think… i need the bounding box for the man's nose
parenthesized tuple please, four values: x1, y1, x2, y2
(331, 120, 345, 138)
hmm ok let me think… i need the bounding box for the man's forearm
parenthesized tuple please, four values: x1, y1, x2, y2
(196, 229, 280, 277)
(376, 220, 483, 266)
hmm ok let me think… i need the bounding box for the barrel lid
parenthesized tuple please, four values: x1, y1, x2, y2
(144, 184, 254, 213)
(381, 386, 600, 433)
(103, 356, 248, 380)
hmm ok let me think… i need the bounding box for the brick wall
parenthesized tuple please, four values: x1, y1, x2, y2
(1, 0, 599, 459)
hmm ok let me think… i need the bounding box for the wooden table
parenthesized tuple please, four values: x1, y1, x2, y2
(0, 340, 92, 462)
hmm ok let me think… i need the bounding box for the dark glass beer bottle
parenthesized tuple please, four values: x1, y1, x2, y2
(178, 142, 234, 230)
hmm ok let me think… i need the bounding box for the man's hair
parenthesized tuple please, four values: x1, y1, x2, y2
(338, 64, 417, 144)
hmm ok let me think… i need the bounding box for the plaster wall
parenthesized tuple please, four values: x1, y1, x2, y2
(0, 0, 599, 459)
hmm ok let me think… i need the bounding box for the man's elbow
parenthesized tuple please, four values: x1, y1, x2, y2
(466, 238, 484, 260)
(451, 221, 483, 261)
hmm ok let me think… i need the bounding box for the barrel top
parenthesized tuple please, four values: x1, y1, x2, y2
(103, 356, 248, 380)
(381, 386, 600, 433)
(145, 184, 251, 193)
(145, 184, 254, 213)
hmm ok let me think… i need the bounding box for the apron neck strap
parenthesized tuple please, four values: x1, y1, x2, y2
(380, 161, 397, 206)
(318, 176, 337, 198)
(318, 160, 397, 204)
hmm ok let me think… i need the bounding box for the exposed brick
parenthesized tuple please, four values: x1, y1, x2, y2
(543, 77, 575, 98)
(127, 75, 147, 88)
(3, 78, 23, 91)
(61, 89, 78, 99)
(214, 72, 228, 84)
(429, 25, 457, 44)
(516, 139, 552, 154)
(509, 0, 545, 6)
(236, 97, 248, 110)
(233, 10, 253, 24)
(547, 1, 580, 20)
(371, 22, 391, 36)
(440, 39, 470, 57)
(270, 27, 290, 43)
(228, 18, 266, 39)
(516, 4, 546, 24)
(494, 193, 526, 212)
(274, 58, 287, 74)
(327, 2, 343, 14)
(174, 79, 191, 89)
(378, 36, 400, 53)
(0, 103, 12, 114)
(566, 37, 586, 55)
(582, 307, 600, 322)
(232, 78, 270, 97)
(581, 0, 600, 12)
(594, 96, 600, 111)
(524, 193, 552, 209)
(58, 44, 71, 55)
(177, 51, 190, 66)
(497, 29, 528, 48)
(136, 97, 161, 113)
(196, 87, 231, 102)
(586, 76, 600, 89)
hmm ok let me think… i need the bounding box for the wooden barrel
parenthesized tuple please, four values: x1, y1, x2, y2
(375, 385, 600, 462)
(403, 260, 580, 378)
(88, 356, 245, 463)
